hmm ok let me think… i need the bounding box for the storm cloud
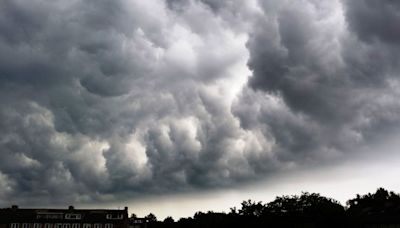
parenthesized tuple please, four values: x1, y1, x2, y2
(0, 0, 399, 205)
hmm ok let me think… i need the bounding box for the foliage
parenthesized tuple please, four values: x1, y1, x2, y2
(238, 199, 266, 217)
(163, 216, 174, 223)
(266, 192, 345, 217)
(146, 188, 400, 228)
(145, 213, 157, 222)
(347, 187, 400, 218)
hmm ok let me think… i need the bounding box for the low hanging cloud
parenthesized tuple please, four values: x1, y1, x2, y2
(0, 0, 399, 205)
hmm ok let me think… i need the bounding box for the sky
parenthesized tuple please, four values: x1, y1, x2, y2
(1, 0, 400, 219)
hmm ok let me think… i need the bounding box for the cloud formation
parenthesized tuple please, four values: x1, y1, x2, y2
(246, 0, 400, 152)
(0, 0, 399, 205)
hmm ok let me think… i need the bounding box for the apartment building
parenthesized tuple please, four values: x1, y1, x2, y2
(0, 206, 128, 228)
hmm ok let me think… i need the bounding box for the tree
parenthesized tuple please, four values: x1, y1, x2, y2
(266, 192, 345, 218)
(163, 216, 174, 223)
(145, 213, 157, 222)
(347, 187, 400, 218)
(238, 199, 266, 217)
(229, 207, 238, 215)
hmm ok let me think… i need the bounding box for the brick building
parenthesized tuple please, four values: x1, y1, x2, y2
(0, 206, 128, 228)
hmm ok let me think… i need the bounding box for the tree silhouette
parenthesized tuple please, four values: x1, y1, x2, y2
(262, 192, 345, 227)
(163, 216, 174, 223)
(145, 213, 158, 222)
(266, 192, 344, 217)
(144, 187, 400, 228)
(238, 199, 266, 217)
(347, 187, 400, 222)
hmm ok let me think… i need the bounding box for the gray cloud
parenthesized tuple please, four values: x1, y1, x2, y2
(0, 0, 400, 206)
(344, 0, 400, 44)
(0, 0, 267, 205)
(244, 0, 400, 159)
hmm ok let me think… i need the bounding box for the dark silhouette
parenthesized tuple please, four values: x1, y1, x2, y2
(238, 199, 266, 217)
(2, 188, 399, 228)
(163, 217, 174, 223)
(145, 213, 157, 222)
(346, 188, 400, 226)
(0, 206, 130, 228)
(143, 188, 400, 228)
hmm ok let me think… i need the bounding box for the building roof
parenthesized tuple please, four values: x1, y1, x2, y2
(0, 206, 128, 223)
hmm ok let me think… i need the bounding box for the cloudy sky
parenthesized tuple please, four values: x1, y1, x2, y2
(1, 0, 400, 219)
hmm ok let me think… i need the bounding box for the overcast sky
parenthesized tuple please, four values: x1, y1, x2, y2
(1, 0, 400, 219)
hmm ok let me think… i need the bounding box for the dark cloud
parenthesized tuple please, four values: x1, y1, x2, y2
(0, 0, 400, 206)
(245, 0, 400, 161)
(344, 0, 400, 44)
(0, 0, 267, 205)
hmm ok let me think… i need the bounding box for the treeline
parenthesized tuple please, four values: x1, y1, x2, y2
(141, 188, 400, 228)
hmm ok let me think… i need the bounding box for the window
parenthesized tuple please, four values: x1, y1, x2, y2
(83, 224, 91, 228)
(11, 224, 19, 228)
(65, 214, 81, 220)
(33, 224, 40, 228)
(55, 224, 62, 228)
(71, 224, 79, 228)
(44, 224, 51, 228)
(105, 224, 113, 228)
(94, 224, 100, 228)
(22, 224, 29, 228)
(37, 213, 63, 219)
(106, 214, 123, 219)
(63, 224, 70, 228)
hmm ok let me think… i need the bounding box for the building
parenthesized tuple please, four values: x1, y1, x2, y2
(128, 217, 148, 228)
(0, 206, 128, 228)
